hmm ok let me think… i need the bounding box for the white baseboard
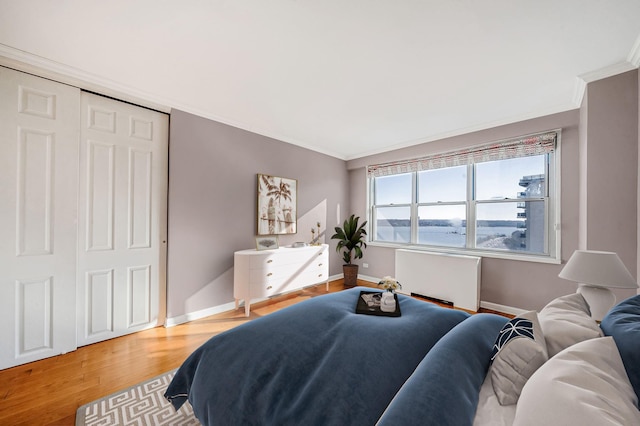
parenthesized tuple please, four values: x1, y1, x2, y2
(479, 301, 526, 316)
(164, 301, 237, 327)
(356, 274, 378, 284)
(329, 273, 342, 282)
(165, 277, 345, 327)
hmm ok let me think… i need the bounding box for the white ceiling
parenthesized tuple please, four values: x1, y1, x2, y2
(1, 1, 639, 160)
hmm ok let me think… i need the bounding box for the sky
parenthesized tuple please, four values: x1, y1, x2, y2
(374, 155, 546, 221)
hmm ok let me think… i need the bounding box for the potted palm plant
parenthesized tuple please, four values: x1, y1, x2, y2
(331, 214, 367, 288)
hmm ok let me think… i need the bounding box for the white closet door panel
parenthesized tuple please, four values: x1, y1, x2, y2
(86, 269, 115, 338)
(0, 66, 80, 369)
(17, 277, 52, 354)
(128, 265, 151, 327)
(86, 140, 115, 251)
(129, 148, 152, 249)
(77, 92, 167, 346)
(16, 128, 54, 255)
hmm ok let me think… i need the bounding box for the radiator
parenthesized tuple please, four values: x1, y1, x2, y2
(395, 249, 481, 311)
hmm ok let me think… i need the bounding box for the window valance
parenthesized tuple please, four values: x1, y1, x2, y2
(367, 131, 557, 178)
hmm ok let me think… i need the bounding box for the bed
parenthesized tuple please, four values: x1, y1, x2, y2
(165, 287, 640, 425)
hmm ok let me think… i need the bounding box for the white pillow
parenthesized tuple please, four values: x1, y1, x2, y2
(513, 337, 640, 426)
(538, 292, 602, 357)
(489, 311, 548, 405)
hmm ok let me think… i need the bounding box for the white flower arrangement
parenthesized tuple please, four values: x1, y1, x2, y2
(378, 276, 402, 292)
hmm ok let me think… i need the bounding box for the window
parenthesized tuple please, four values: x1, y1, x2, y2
(368, 131, 559, 260)
(373, 173, 412, 243)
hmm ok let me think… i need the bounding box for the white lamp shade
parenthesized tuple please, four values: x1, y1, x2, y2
(559, 250, 638, 289)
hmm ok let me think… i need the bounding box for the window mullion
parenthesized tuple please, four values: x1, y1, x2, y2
(411, 172, 418, 244)
(467, 164, 476, 248)
(369, 176, 375, 242)
(544, 197, 549, 254)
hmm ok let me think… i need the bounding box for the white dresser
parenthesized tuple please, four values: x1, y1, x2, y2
(234, 244, 329, 316)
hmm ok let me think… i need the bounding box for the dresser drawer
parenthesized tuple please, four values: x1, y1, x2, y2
(314, 252, 328, 269)
(248, 264, 294, 285)
(251, 279, 287, 297)
(248, 246, 327, 269)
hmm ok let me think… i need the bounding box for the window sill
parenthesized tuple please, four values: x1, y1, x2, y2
(367, 241, 562, 264)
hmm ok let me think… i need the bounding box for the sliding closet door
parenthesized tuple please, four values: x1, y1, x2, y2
(0, 66, 81, 369)
(77, 93, 168, 346)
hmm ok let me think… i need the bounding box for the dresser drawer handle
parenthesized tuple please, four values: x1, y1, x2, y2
(267, 259, 273, 263)
(267, 285, 273, 290)
(318, 273, 323, 277)
(267, 272, 273, 277)
(318, 263, 323, 267)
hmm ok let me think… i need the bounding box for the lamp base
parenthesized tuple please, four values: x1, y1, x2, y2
(577, 284, 616, 321)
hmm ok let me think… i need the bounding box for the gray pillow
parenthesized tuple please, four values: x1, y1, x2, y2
(489, 311, 548, 405)
(538, 293, 602, 357)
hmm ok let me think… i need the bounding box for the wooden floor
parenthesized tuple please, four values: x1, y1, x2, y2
(0, 280, 508, 425)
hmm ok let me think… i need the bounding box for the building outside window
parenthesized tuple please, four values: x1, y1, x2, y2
(367, 131, 559, 261)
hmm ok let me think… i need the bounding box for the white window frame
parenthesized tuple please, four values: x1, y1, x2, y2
(366, 131, 561, 264)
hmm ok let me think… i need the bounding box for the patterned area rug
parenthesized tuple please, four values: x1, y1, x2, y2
(76, 369, 200, 426)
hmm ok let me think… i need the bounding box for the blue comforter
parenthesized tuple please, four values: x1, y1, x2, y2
(165, 287, 469, 425)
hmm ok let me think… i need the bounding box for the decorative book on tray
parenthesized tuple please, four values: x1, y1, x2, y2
(355, 291, 401, 317)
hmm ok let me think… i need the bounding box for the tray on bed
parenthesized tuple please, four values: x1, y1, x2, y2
(356, 291, 401, 317)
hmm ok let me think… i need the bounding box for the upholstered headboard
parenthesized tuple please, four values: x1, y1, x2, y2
(601, 294, 640, 407)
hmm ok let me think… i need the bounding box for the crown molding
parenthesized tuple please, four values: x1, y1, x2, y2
(3, 41, 638, 163)
(571, 77, 588, 107)
(0, 43, 171, 113)
(628, 33, 640, 67)
(572, 60, 638, 107)
(577, 61, 637, 85)
(0, 44, 349, 160)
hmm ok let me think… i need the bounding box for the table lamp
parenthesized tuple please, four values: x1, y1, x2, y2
(558, 250, 638, 321)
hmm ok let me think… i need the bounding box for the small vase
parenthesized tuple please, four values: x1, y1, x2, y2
(380, 291, 396, 312)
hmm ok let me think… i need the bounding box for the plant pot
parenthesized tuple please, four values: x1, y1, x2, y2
(343, 264, 359, 288)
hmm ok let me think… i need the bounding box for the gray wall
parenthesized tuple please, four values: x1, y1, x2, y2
(582, 69, 638, 271)
(347, 70, 639, 311)
(167, 110, 349, 320)
(166, 70, 639, 320)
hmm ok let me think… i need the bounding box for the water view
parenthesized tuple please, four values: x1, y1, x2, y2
(376, 220, 540, 253)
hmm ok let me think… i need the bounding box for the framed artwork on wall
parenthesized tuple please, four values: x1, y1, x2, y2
(257, 174, 297, 235)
